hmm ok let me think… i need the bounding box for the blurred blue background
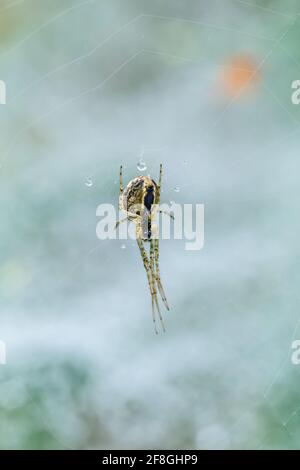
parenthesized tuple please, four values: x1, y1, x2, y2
(1, 0, 300, 449)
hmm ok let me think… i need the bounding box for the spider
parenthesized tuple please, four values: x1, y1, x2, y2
(116, 164, 173, 333)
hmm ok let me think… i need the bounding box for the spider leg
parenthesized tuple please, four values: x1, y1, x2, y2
(154, 237, 170, 311)
(158, 163, 162, 189)
(150, 237, 166, 332)
(153, 164, 170, 311)
(115, 217, 128, 230)
(159, 210, 174, 220)
(136, 222, 165, 333)
(119, 165, 123, 193)
(136, 236, 158, 334)
(119, 165, 123, 210)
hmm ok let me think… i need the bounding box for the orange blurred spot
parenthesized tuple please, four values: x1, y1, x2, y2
(221, 55, 259, 97)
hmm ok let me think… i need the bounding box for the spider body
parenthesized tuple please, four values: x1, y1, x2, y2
(117, 165, 171, 333)
(120, 176, 157, 241)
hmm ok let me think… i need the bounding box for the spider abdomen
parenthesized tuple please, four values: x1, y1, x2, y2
(122, 176, 157, 215)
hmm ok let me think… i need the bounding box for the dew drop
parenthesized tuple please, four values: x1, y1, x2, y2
(121, 244, 126, 250)
(85, 177, 93, 187)
(174, 186, 180, 193)
(137, 159, 147, 172)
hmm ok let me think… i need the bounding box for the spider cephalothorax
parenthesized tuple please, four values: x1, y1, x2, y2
(117, 165, 173, 333)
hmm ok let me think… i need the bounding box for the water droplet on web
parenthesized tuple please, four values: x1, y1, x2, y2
(137, 159, 147, 172)
(85, 177, 93, 187)
(121, 244, 126, 250)
(174, 186, 180, 193)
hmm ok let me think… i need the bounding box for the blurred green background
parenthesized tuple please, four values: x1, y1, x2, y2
(1, 0, 300, 450)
